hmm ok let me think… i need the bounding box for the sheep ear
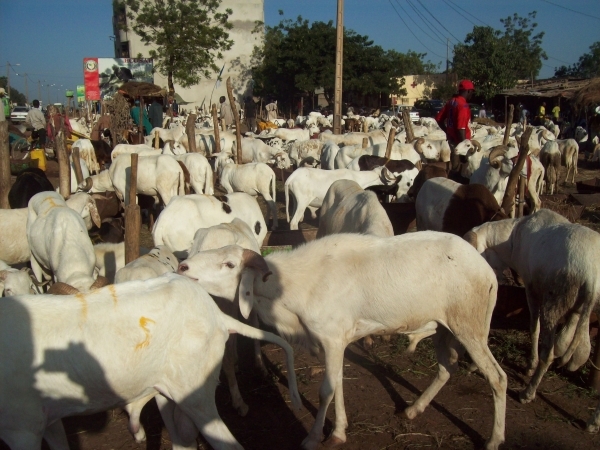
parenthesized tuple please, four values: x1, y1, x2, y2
(238, 270, 255, 320)
(88, 198, 101, 228)
(0, 270, 8, 281)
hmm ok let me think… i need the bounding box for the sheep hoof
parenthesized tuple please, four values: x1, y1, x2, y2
(403, 405, 419, 420)
(586, 423, 599, 434)
(324, 436, 346, 448)
(519, 389, 535, 404)
(236, 402, 249, 417)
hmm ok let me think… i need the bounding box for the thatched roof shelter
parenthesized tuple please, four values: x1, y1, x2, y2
(570, 77, 600, 112)
(117, 81, 166, 99)
(500, 77, 593, 100)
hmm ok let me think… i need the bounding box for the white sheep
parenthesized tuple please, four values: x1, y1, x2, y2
(177, 232, 507, 450)
(114, 246, 178, 284)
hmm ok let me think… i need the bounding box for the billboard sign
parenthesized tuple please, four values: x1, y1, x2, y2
(77, 85, 85, 104)
(83, 57, 153, 100)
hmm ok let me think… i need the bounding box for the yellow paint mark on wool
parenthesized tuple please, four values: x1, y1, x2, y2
(75, 293, 88, 321)
(135, 317, 156, 350)
(108, 285, 118, 307)
(43, 197, 57, 208)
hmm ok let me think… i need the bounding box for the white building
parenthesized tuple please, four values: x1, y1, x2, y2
(112, 0, 264, 109)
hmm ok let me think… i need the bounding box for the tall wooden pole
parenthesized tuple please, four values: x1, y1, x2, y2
(124, 153, 140, 264)
(226, 77, 242, 164)
(56, 131, 71, 200)
(333, 0, 344, 135)
(503, 104, 515, 146)
(71, 148, 84, 186)
(501, 127, 533, 215)
(0, 122, 10, 209)
(211, 103, 221, 154)
(186, 113, 198, 153)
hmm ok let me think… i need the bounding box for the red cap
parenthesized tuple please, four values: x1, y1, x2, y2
(458, 80, 474, 91)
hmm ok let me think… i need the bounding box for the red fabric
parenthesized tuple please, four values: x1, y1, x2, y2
(435, 95, 471, 144)
(458, 80, 474, 91)
(83, 58, 100, 101)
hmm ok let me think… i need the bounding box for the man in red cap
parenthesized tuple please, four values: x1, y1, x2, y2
(435, 79, 475, 147)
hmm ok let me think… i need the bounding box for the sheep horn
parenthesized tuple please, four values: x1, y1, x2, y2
(241, 249, 272, 282)
(488, 145, 509, 169)
(414, 138, 425, 154)
(80, 177, 93, 192)
(463, 231, 478, 249)
(90, 275, 110, 290)
(47, 282, 80, 295)
(468, 139, 482, 155)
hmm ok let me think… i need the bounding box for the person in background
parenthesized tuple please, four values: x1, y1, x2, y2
(520, 104, 529, 125)
(244, 96, 257, 133)
(0, 88, 9, 121)
(478, 103, 487, 119)
(219, 95, 234, 131)
(552, 103, 560, 122)
(172, 98, 179, 116)
(24, 100, 47, 147)
(130, 100, 152, 135)
(46, 104, 73, 140)
(265, 99, 278, 122)
(148, 98, 163, 129)
(537, 102, 546, 124)
(435, 79, 475, 147)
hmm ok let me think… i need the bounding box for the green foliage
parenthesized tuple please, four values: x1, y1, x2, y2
(117, 0, 233, 93)
(251, 16, 436, 111)
(0, 77, 27, 105)
(453, 12, 547, 101)
(554, 41, 600, 78)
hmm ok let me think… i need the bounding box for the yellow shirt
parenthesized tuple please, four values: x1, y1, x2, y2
(552, 106, 560, 119)
(538, 105, 546, 118)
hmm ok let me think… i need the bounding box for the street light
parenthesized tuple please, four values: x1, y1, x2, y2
(6, 62, 20, 103)
(45, 83, 55, 107)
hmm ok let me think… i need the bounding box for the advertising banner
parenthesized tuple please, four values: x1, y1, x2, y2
(83, 57, 100, 100)
(77, 85, 85, 104)
(83, 58, 154, 99)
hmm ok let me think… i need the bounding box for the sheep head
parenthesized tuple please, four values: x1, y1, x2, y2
(488, 145, 509, 169)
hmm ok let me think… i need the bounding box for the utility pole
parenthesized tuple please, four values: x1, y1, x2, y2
(333, 0, 344, 135)
(24, 74, 28, 104)
(6, 62, 9, 102)
(38, 80, 41, 102)
(446, 38, 449, 84)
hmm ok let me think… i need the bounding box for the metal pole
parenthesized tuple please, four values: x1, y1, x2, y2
(6, 62, 10, 102)
(24, 74, 28, 104)
(0, 121, 10, 209)
(333, 0, 344, 135)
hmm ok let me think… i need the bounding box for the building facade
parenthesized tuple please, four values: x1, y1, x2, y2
(112, 0, 264, 110)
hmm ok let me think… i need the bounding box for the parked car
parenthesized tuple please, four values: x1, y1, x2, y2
(413, 99, 444, 118)
(10, 106, 29, 123)
(380, 106, 420, 123)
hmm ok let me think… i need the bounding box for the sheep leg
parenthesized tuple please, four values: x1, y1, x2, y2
(290, 198, 310, 231)
(42, 419, 70, 450)
(250, 310, 268, 376)
(301, 343, 346, 450)
(0, 429, 43, 450)
(460, 334, 507, 450)
(123, 393, 157, 442)
(586, 401, 600, 433)
(525, 286, 542, 376)
(222, 334, 249, 416)
(404, 328, 460, 420)
(155, 396, 199, 450)
(520, 322, 557, 404)
(307, 206, 319, 220)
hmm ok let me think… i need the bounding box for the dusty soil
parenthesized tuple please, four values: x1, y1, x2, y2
(3, 153, 600, 450)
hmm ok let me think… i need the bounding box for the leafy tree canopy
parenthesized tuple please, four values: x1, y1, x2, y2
(554, 41, 600, 78)
(251, 16, 436, 111)
(453, 12, 547, 100)
(116, 0, 233, 94)
(0, 77, 27, 105)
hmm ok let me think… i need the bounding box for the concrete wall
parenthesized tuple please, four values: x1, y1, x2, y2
(113, 0, 264, 110)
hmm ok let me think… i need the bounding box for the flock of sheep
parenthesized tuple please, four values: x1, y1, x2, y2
(0, 108, 598, 450)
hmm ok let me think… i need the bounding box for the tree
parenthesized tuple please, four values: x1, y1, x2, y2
(251, 16, 436, 112)
(554, 41, 600, 78)
(453, 12, 547, 100)
(116, 0, 233, 95)
(0, 77, 26, 105)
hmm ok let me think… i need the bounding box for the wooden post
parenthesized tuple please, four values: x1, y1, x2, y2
(363, 119, 368, 133)
(226, 77, 242, 165)
(589, 332, 600, 391)
(71, 148, 84, 186)
(138, 97, 144, 144)
(402, 109, 415, 143)
(56, 131, 71, 200)
(503, 104, 515, 146)
(333, 0, 344, 135)
(154, 129, 160, 149)
(124, 153, 140, 264)
(501, 127, 533, 214)
(384, 127, 396, 159)
(362, 137, 369, 149)
(211, 103, 221, 154)
(186, 113, 198, 153)
(0, 121, 10, 209)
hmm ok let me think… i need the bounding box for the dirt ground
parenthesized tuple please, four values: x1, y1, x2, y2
(3, 153, 600, 450)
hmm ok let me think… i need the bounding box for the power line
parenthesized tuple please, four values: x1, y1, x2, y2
(387, 0, 445, 59)
(414, 0, 461, 43)
(401, 0, 447, 46)
(442, 0, 488, 28)
(540, 0, 600, 21)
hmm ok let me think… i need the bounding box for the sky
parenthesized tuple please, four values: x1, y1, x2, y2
(1, 0, 599, 106)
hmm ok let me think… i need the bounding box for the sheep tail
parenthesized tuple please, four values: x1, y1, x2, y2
(285, 181, 290, 223)
(220, 314, 302, 412)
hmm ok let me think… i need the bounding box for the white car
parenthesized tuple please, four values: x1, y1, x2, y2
(10, 106, 29, 123)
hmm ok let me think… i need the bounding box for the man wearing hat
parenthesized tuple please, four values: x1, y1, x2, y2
(0, 88, 9, 121)
(435, 79, 475, 147)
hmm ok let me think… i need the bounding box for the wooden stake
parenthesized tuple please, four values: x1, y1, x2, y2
(186, 113, 198, 153)
(385, 128, 396, 159)
(154, 129, 160, 149)
(211, 103, 221, 154)
(0, 122, 10, 209)
(402, 109, 414, 143)
(72, 147, 84, 186)
(362, 137, 369, 149)
(124, 152, 141, 264)
(503, 104, 515, 146)
(56, 131, 71, 200)
(501, 127, 533, 214)
(226, 77, 242, 164)
(138, 97, 145, 144)
(517, 175, 526, 218)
